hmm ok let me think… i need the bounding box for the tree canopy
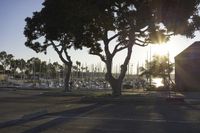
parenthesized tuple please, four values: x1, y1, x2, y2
(24, 0, 100, 91)
(24, 0, 200, 96)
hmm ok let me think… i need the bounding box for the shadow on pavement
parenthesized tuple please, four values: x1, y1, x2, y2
(21, 103, 104, 133)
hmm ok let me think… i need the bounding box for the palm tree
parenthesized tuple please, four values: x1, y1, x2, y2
(53, 62, 63, 80)
(40, 61, 47, 79)
(139, 66, 152, 84)
(76, 61, 81, 78)
(139, 60, 155, 85)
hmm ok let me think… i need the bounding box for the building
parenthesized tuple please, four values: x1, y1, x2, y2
(175, 41, 200, 90)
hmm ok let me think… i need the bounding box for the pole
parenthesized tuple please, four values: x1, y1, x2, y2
(149, 45, 152, 86)
(128, 63, 129, 79)
(167, 51, 171, 98)
(137, 61, 139, 76)
(21, 59, 23, 81)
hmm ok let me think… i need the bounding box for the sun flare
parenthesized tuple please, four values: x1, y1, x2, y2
(150, 41, 178, 62)
(152, 43, 171, 56)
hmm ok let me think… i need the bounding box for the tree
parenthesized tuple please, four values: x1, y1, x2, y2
(0, 65, 3, 72)
(40, 61, 47, 79)
(52, 62, 63, 79)
(76, 61, 81, 78)
(0, 51, 14, 75)
(139, 60, 154, 84)
(10, 59, 19, 78)
(71, 0, 200, 96)
(10, 59, 26, 78)
(152, 55, 174, 89)
(18, 59, 26, 80)
(0, 51, 7, 73)
(140, 55, 174, 89)
(26, 57, 41, 81)
(24, 0, 200, 96)
(24, 0, 87, 91)
(25, 59, 31, 78)
(47, 63, 55, 79)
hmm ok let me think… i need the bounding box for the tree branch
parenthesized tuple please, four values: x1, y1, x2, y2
(112, 42, 122, 53)
(135, 42, 148, 47)
(63, 47, 72, 64)
(112, 40, 129, 56)
(118, 43, 134, 80)
(135, 38, 150, 47)
(55, 43, 62, 47)
(108, 32, 120, 42)
(139, 26, 149, 34)
(116, 46, 128, 52)
(51, 40, 69, 64)
(103, 29, 112, 58)
(90, 52, 106, 63)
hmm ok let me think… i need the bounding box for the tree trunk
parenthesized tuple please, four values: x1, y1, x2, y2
(110, 78, 122, 96)
(104, 45, 133, 96)
(106, 73, 122, 96)
(64, 63, 72, 92)
(101, 32, 134, 97)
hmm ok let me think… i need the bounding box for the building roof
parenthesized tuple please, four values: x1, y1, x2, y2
(175, 41, 200, 60)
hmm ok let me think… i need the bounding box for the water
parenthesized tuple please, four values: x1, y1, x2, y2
(152, 78, 163, 87)
(152, 74, 175, 87)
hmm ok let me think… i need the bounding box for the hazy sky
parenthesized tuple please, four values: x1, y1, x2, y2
(1, 0, 200, 73)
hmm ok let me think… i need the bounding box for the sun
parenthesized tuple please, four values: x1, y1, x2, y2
(150, 41, 178, 62)
(152, 43, 170, 56)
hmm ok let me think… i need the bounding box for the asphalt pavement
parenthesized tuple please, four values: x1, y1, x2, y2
(0, 89, 199, 133)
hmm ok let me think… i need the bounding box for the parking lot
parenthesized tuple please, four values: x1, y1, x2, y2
(0, 88, 199, 133)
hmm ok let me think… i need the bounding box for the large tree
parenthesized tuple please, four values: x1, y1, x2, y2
(73, 0, 200, 96)
(24, 0, 200, 96)
(24, 0, 88, 91)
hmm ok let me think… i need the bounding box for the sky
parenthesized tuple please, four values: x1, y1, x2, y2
(0, 0, 200, 74)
